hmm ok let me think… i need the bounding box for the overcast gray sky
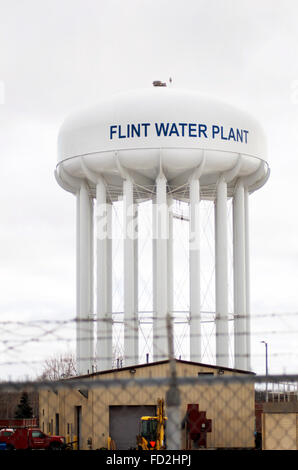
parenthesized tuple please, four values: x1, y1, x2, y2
(0, 0, 298, 379)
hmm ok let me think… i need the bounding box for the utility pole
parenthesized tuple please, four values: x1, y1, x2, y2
(261, 341, 269, 402)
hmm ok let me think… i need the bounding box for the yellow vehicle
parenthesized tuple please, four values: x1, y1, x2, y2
(136, 399, 167, 450)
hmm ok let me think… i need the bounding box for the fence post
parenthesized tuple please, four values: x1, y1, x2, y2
(165, 313, 181, 449)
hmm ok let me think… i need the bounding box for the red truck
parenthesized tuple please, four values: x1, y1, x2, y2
(0, 427, 66, 450)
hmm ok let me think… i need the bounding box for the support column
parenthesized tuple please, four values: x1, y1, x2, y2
(152, 196, 157, 361)
(123, 178, 138, 366)
(189, 177, 201, 362)
(233, 180, 247, 370)
(167, 195, 174, 318)
(244, 188, 251, 371)
(90, 196, 94, 370)
(215, 177, 230, 368)
(96, 178, 113, 371)
(77, 183, 93, 375)
(153, 174, 168, 361)
(134, 203, 139, 351)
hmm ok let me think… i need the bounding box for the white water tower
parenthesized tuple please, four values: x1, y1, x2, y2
(55, 83, 269, 375)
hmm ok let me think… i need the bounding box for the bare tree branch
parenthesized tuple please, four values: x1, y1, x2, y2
(38, 352, 77, 381)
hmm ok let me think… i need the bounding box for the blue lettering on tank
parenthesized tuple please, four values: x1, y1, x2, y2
(243, 130, 249, 143)
(110, 125, 117, 140)
(142, 123, 151, 137)
(155, 122, 170, 136)
(236, 129, 243, 142)
(228, 128, 236, 141)
(198, 124, 208, 138)
(220, 126, 228, 140)
(178, 123, 187, 137)
(119, 125, 126, 139)
(212, 125, 220, 138)
(169, 123, 179, 137)
(109, 123, 249, 144)
(131, 123, 141, 138)
(188, 123, 197, 137)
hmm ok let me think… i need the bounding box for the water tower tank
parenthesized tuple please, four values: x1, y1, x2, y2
(55, 85, 269, 374)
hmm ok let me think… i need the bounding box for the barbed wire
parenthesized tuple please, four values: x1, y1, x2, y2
(0, 314, 298, 451)
(0, 311, 297, 381)
(1, 371, 298, 392)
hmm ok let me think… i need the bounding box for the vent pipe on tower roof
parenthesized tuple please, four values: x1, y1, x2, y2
(153, 80, 167, 87)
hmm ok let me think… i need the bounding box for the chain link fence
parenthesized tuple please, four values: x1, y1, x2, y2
(1, 314, 298, 452)
(1, 372, 298, 452)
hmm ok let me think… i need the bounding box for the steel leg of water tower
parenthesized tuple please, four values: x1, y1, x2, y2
(244, 189, 251, 371)
(152, 197, 157, 358)
(215, 177, 229, 368)
(123, 178, 138, 366)
(233, 181, 247, 371)
(76, 193, 81, 372)
(106, 201, 113, 367)
(77, 183, 93, 375)
(189, 177, 202, 363)
(167, 195, 174, 319)
(153, 174, 168, 361)
(134, 202, 139, 360)
(96, 179, 113, 371)
(89, 197, 94, 370)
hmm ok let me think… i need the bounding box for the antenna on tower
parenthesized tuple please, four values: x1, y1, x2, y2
(153, 80, 167, 87)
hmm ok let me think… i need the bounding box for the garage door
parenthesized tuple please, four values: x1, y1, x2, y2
(109, 405, 156, 450)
